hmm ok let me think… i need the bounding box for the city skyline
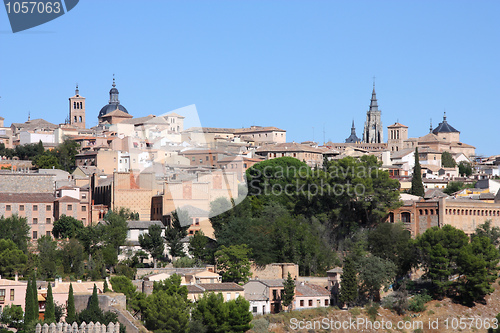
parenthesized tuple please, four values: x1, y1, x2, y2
(1, 1, 499, 156)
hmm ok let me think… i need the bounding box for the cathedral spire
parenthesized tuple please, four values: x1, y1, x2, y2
(369, 84, 379, 112)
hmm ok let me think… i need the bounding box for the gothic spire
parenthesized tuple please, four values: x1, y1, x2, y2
(369, 84, 379, 112)
(351, 119, 356, 135)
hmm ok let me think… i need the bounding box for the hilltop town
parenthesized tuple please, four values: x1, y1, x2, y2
(1, 81, 500, 333)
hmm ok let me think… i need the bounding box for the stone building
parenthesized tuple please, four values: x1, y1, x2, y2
(363, 85, 383, 144)
(69, 85, 86, 129)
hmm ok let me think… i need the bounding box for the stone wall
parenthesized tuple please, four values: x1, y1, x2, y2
(36, 322, 119, 333)
(0, 173, 54, 193)
(250, 263, 299, 280)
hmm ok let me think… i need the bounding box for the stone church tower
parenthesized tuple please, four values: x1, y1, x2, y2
(69, 85, 86, 129)
(362, 85, 383, 143)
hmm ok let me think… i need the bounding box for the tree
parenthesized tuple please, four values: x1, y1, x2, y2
(410, 148, 425, 197)
(456, 236, 500, 305)
(32, 274, 39, 321)
(60, 239, 85, 277)
(24, 278, 33, 327)
(458, 161, 473, 177)
(143, 290, 190, 333)
(103, 279, 110, 293)
(474, 220, 500, 247)
(215, 245, 252, 283)
(139, 224, 165, 268)
(0, 239, 27, 277)
(282, 273, 295, 311)
(188, 230, 208, 263)
(44, 282, 55, 323)
(226, 297, 253, 333)
(417, 225, 469, 297)
(34, 153, 60, 169)
(54, 139, 80, 172)
(441, 151, 457, 168)
(88, 284, 100, 315)
(102, 210, 128, 252)
(444, 181, 466, 195)
(37, 235, 59, 279)
(339, 256, 358, 308)
(110, 276, 137, 300)
(1, 304, 23, 328)
(357, 255, 396, 301)
(164, 209, 189, 258)
(52, 215, 85, 239)
(0, 215, 30, 253)
(66, 283, 76, 324)
(76, 284, 119, 326)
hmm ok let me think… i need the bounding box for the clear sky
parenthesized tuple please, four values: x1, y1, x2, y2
(1, 0, 499, 156)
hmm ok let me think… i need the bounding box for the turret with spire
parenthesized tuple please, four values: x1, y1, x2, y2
(345, 119, 361, 143)
(363, 81, 383, 143)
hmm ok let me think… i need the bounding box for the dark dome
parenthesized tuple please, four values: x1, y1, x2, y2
(99, 104, 129, 118)
(432, 113, 459, 134)
(109, 87, 119, 95)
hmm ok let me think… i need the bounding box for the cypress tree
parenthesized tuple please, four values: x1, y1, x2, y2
(66, 283, 76, 324)
(103, 279, 110, 293)
(339, 256, 358, 308)
(32, 274, 39, 321)
(44, 282, 55, 323)
(88, 284, 100, 315)
(410, 148, 425, 197)
(24, 278, 33, 326)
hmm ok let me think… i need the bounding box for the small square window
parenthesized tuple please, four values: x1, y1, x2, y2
(46, 218, 51, 224)
(82, 194, 87, 199)
(308, 300, 313, 307)
(10, 289, 14, 301)
(0, 289, 5, 301)
(195, 218, 200, 225)
(20, 205, 24, 211)
(82, 206, 87, 212)
(6, 205, 11, 211)
(33, 205, 38, 211)
(46, 205, 51, 211)
(33, 218, 38, 224)
(32, 231, 37, 239)
(300, 300, 304, 307)
(67, 204, 73, 211)
(46, 231, 51, 237)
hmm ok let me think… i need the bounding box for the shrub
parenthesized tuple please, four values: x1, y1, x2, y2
(251, 317, 269, 333)
(408, 294, 432, 312)
(365, 302, 379, 321)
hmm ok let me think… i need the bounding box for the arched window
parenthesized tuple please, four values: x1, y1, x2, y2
(388, 212, 394, 223)
(419, 209, 423, 215)
(425, 209, 428, 215)
(430, 209, 434, 215)
(74, 116, 77, 122)
(79, 102, 83, 109)
(79, 116, 82, 122)
(73, 102, 76, 108)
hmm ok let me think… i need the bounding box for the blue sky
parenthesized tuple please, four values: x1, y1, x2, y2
(1, 0, 499, 156)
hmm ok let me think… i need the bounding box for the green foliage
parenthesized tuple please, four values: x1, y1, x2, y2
(66, 283, 76, 324)
(0, 239, 27, 277)
(357, 255, 396, 301)
(408, 294, 432, 312)
(473, 220, 500, 247)
(54, 303, 64, 323)
(173, 257, 197, 268)
(53, 139, 80, 172)
(139, 224, 165, 267)
(456, 236, 500, 305)
(282, 273, 295, 311)
(24, 277, 33, 326)
(368, 222, 415, 278)
(34, 153, 60, 169)
(60, 239, 85, 277)
(110, 276, 137, 299)
(1, 304, 24, 328)
(143, 289, 190, 333)
(215, 245, 252, 283)
(114, 263, 137, 280)
(488, 313, 500, 333)
(339, 256, 358, 308)
(102, 210, 129, 252)
(188, 230, 209, 263)
(417, 225, 469, 297)
(165, 209, 189, 258)
(192, 293, 252, 333)
(458, 161, 473, 177)
(410, 148, 425, 197)
(0, 215, 30, 253)
(37, 236, 59, 279)
(103, 279, 110, 293)
(444, 181, 466, 195)
(365, 302, 379, 321)
(89, 284, 100, 314)
(153, 274, 188, 299)
(32, 274, 39, 322)
(44, 283, 55, 323)
(441, 151, 457, 168)
(52, 215, 84, 239)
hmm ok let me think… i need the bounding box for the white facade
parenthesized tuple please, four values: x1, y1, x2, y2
(249, 300, 270, 315)
(20, 131, 55, 145)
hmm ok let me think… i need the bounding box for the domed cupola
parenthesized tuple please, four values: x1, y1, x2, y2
(98, 76, 129, 118)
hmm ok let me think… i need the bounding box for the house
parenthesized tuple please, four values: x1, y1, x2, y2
(185, 283, 244, 302)
(294, 281, 330, 311)
(244, 279, 286, 314)
(0, 276, 27, 311)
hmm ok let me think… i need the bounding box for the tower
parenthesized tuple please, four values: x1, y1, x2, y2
(387, 122, 408, 152)
(69, 85, 86, 129)
(345, 120, 361, 143)
(362, 84, 383, 144)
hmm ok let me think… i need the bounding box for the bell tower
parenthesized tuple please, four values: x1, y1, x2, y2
(69, 85, 86, 129)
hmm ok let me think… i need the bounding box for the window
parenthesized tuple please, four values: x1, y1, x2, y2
(273, 290, 277, 300)
(324, 299, 329, 306)
(33, 205, 38, 211)
(67, 204, 73, 211)
(82, 193, 87, 199)
(401, 212, 411, 223)
(206, 156, 209, 161)
(195, 218, 200, 225)
(300, 300, 304, 307)
(308, 300, 313, 307)
(46, 231, 51, 237)
(0, 289, 5, 301)
(46, 218, 51, 224)
(82, 218, 86, 224)
(32, 231, 37, 239)
(10, 289, 14, 301)
(46, 205, 51, 211)
(82, 206, 87, 212)
(33, 218, 38, 224)
(20, 205, 24, 211)
(6, 205, 11, 211)
(226, 293, 231, 301)
(252, 306, 257, 313)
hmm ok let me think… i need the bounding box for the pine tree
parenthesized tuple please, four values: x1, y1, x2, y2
(66, 283, 76, 324)
(339, 256, 358, 308)
(44, 282, 55, 323)
(282, 273, 295, 312)
(24, 278, 33, 326)
(410, 148, 425, 197)
(32, 274, 39, 321)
